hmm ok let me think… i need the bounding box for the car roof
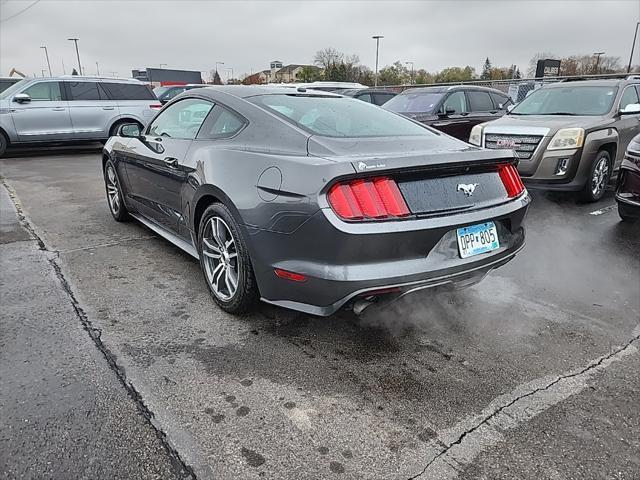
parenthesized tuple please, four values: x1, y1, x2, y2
(547, 79, 637, 88)
(399, 84, 509, 95)
(25, 76, 147, 84)
(192, 85, 343, 99)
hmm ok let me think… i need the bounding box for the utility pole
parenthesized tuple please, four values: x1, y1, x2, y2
(68, 38, 82, 75)
(628, 22, 640, 73)
(405, 61, 414, 85)
(40, 46, 52, 76)
(372, 35, 384, 87)
(593, 51, 605, 74)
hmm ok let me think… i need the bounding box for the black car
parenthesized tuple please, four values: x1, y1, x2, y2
(383, 85, 512, 140)
(616, 133, 640, 221)
(339, 88, 397, 106)
(103, 86, 529, 316)
(153, 84, 206, 104)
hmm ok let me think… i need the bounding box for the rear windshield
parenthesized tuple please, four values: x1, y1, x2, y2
(249, 94, 431, 137)
(510, 85, 618, 116)
(102, 82, 156, 101)
(383, 91, 444, 114)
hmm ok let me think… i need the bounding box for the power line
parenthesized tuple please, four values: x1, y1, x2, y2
(1, 0, 42, 23)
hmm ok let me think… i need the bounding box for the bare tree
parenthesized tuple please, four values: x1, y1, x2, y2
(313, 47, 344, 70)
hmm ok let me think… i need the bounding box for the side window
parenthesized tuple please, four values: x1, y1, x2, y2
(467, 91, 494, 112)
(198, 105, 246, 139)
(374, 93, 395, 105)
(22, 82, 62, 101)
(355, 93, 372, 103)
(619, 86, 640, 111)
(147, 98, 213, 140)
(441, 91, 467, 114)
(67, 81, 107, 101)
(490, 92, 512, 109)
(102, 83, 156, 100)
(164, 88, 186, 101)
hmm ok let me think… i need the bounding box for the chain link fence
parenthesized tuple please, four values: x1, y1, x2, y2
(382, 73, 638, 103)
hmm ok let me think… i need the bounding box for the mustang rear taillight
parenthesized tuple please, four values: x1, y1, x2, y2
(328, 177, 410, 220)
(499, 164, 526, 198)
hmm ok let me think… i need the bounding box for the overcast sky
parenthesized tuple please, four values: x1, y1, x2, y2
(1, 0, 639, 80)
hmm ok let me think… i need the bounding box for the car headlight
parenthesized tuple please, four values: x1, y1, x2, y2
(547, 128, 584, 151)
(469, 124, 484, 146)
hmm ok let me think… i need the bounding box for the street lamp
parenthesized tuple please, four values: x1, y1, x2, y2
(40, 46, 52, 76)
(68, 38, 82, 75)
(628, 22, 640, 73)
(372, 35, 384, 87)
(593, 51, 605, 74)
(405, 61, 414, 85)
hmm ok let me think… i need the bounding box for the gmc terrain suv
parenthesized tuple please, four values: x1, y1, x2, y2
(470, 77, 640, 201)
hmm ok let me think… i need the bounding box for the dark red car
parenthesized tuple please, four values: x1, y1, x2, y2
(383, 85, 512, 141)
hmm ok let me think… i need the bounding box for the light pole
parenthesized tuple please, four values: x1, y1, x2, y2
(68, 38, 82, 75)
(40, 46, 52, 76)
(593, 51, 605, 74)
(372, 35, 383, 87)
(405, 61, 414, 85)
(96, 62, 100, 76)
(628, 22, 640, 73)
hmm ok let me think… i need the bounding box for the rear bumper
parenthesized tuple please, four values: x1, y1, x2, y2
(248, 193, 530, 316)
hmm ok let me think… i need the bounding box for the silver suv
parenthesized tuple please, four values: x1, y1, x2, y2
(0, 76, 160, 156)
(469, 77, 640, 201)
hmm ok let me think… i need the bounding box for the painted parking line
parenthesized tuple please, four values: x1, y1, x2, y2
(589, 204, 617, 216)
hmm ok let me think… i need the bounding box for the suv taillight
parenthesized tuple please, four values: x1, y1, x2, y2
(328, 177, 410, 220)
(150, 104, 163, 109)
(499, 164, 525, 198)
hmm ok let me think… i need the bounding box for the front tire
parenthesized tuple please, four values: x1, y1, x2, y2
(104, 160, 130, 222)
(580, 150, 611, 202)
(0, 131, 8, 157)
(198, 203, 258, 314)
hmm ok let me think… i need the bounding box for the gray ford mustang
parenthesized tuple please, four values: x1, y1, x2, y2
(102, 86, 530, 316)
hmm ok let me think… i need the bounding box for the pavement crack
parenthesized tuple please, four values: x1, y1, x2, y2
(407, 332, 640, 480)
(2, 177, 196, 480)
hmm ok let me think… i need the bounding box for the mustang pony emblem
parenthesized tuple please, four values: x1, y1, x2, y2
(457, 183, 479, 196)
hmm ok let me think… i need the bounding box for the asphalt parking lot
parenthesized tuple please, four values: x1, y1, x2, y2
(1, 147, 639, 480)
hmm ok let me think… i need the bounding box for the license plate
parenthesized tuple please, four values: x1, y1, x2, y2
(456, 222, 500, 258)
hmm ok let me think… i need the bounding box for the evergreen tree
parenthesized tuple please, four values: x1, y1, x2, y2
(212, 70, 222, 85)
(71, 68, 79, 76)
(480, 57, 492, 80)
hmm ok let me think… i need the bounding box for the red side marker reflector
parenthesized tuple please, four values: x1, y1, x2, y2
(274, 268, 307, 282)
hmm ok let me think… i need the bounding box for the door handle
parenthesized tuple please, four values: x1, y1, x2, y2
(102, 106, 115, 110)
(52, 107, 66, 111)
(164, 157, 179, 168)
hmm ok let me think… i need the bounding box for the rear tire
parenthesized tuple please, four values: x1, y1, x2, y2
(198, 203, 258, 314)
(103, 159, 130, 222)
(0, 131, 8, 157)
(579, 150, 611, 202)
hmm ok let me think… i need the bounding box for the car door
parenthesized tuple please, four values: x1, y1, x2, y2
(466, 90, 500, 135)
(432, 90, 471, 139)
(615, 85, 640, 168)
(64, 80, 116, 139)
(9, 80, 73, 142)
(123, 97, 213, 233)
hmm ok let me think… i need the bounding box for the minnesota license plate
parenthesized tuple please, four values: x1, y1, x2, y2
(456, 222, 500, 258)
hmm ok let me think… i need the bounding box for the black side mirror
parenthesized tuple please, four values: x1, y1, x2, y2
(439, 106, 456, 117)
(118, 123, 142, 138)
(13, 93, 31, 104)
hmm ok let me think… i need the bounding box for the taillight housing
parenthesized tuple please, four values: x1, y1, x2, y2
(328, 177, 410, 220)
(150, 104, 163, 110)
(499, 164, 526, 198)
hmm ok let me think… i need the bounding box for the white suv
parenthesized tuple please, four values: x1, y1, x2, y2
(0, 76, 161, 156)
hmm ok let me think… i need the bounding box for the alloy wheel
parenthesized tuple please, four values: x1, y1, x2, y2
(106, 165, 121, 215)
(202, 216, 240, 301)
(591, 156, 609, 197)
